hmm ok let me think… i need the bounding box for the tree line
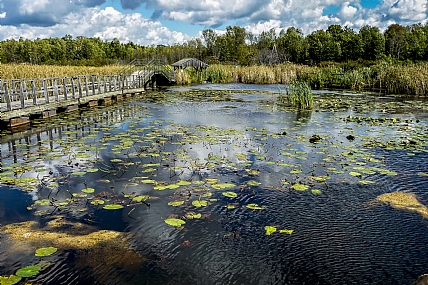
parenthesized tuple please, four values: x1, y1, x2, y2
(1, 22, 427, 66)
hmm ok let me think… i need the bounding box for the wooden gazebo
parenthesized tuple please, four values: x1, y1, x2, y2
(171, 58, 209, 72)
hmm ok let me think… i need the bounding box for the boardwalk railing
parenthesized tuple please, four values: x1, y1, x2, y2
(0, 73, 144, 114)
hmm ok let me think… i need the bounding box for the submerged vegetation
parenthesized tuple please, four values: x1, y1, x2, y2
(374, 192, 428, 219)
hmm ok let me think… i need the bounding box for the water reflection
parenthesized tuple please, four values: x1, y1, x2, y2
(0, 85, 428, 285)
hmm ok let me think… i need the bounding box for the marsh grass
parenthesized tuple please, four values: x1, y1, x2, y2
(1, 64, 123, 80)
(282, 81, 314, 109)
(3, 61, 428, 97)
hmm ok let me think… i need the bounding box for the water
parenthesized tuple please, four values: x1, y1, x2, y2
(1, 84, 428, 285)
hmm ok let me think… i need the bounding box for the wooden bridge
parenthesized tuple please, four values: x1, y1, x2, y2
(0, 57, 175, 127)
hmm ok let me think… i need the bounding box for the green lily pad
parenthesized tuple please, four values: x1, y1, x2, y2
(211, 183, 236, 190)
(418, 172, 428, 177)
(35, 246, 57, 257)
(72, 171, 86, 176)
(247, 180, 261, 186)
(185, 212, 202, 219)
(292, 184, 309, 191)
(82, 188, 95, 193)
(311, 189, 322, 195)
(103, 204, 124, 210)
(349, 172, 362, 178)
(279, 229, 294, 235)
(164, 218, 186, 227)
(222, 192, 238, 198)
(246, 203, 265, 210)
(34, 199, 50, 206)
(15, 265, 41, 277)
(90, 199, 105, 205)
(168, 200, 185, 207)
(0, 275, 21, 285)
(265, 226, 277, 236)
(192, 200, 208, 207)
(132, 195, 149, 202)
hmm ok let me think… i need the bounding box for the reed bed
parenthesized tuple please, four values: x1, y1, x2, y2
(1, 64, 123, 80)
(2, 61, 427, 97)
(284, 81, 314, 109)
(175, 70, 192, 85)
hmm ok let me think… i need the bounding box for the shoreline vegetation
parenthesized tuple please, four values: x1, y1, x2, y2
(1, 61, 428, 97)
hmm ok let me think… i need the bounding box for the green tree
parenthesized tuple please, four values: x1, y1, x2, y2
(277, 27, 306, 63)
(306, 30, 339, 63)
(384, 23, 409, 59)
(359, 25, 385, 60)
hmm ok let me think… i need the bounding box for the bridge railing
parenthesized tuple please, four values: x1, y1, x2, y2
(121, 57, 176, 83)
(0, 73, 144, 112)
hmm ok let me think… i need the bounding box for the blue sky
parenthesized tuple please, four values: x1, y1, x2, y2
(0, 0, 427, 45)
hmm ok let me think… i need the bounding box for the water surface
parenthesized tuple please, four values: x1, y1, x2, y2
(1, 84, 428, 285)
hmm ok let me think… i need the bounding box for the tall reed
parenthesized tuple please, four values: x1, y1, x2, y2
(1, 63, 123, 80)
(284, 81, 314, 109)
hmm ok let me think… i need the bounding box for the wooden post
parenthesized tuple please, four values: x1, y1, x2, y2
(104, 76, 108, 93)
(109, 76, 112, 92)
(91, 75, 96, 95)
(63, 77, 68, 100)
(5, 83, 12, 111)
(31, 80, 37, 106)
(20, 81, 25, 108)
(98, 76, 102, 94)
(84, 76, 89, 96)
(77, 76, 83, 98)
(54, 78, 59, 101)
(43, 79, 49, 103)
(70, 77, 76, 99)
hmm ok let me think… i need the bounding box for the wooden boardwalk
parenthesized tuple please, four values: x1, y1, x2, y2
(0, 64, 175, 126)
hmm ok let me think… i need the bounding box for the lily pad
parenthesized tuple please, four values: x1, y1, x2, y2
(82, 188, 95, 193)
(292, 184, 309, 191)
(15, 265, 41, 277)
(222, 192, 238, 198)
(132, 195, 149, 202)
(349, 172, 362, 178)
(0, 275, 21, 285)
(164, 218, 186, 227)
(185, 212, 202, 219)
(35, 246, 57, 257)
(168, 200, 185, 207)
(211, 183, 236, 190)
(246, 203, 265, 210)
(90, 199, 105, 205)
(265, 226, 277, 236)
(311, 189, 322, 195)
(279, 229, 294, 234)
(192, 200, 208, 207)
(103, 204, 124, 210)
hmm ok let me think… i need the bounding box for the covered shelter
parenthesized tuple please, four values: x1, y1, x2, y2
(171, 58, 209, 72)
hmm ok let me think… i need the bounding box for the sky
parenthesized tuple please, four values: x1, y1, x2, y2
(0, 0, 427, 46)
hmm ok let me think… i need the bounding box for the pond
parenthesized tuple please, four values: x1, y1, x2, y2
(1, 83, 428, 285)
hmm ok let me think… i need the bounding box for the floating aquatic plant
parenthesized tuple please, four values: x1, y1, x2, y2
(15, 265, 41, 278)
(164, 218, 186, 227)
(35, 246, 58, 257)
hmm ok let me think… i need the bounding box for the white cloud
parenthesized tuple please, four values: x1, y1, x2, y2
(0, 0, 427, 44)
(339, 2, 358, 20)
(0, 6, 189, 45)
